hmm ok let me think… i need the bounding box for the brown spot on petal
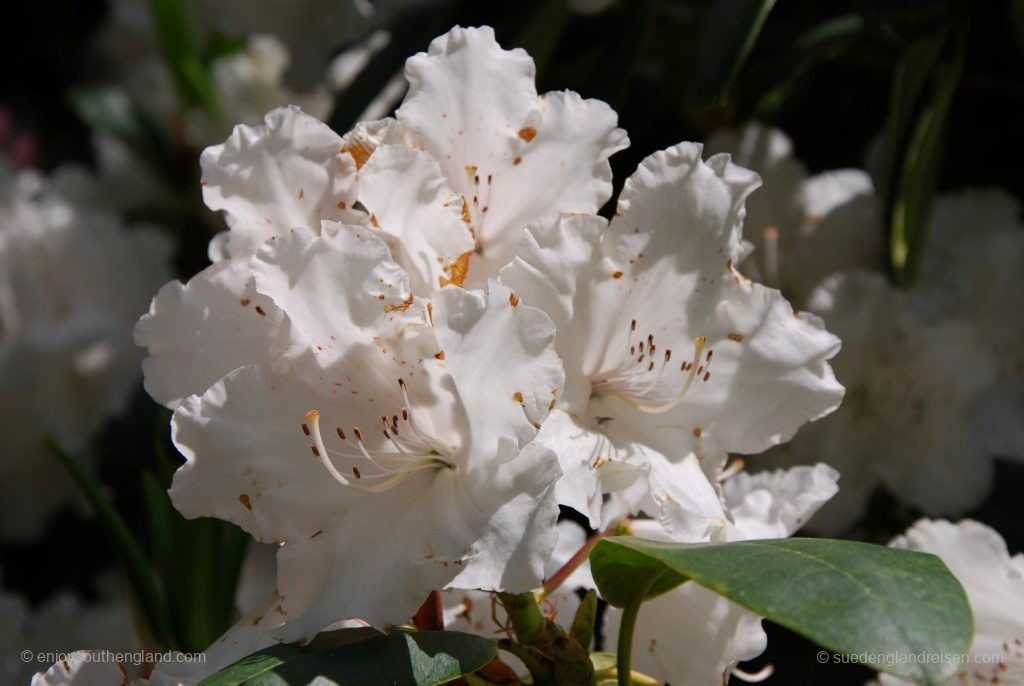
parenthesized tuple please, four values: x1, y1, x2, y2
(255, 306, 267, 316)
(311, 530, 323, 538)
(239, 494, 253, 510)
(337, 201, 347, 210)
(439, 251, 472, 288)
(434, 351, 446, 360)
(513, 391, 524, 403)
(240, 298, 251, 306)
(612, 271, 623, 279)
(513, 156, 522, 165)
(298, 188, 304, 200)
(727, 332, 744, 342)
(509, 292, 519, 306)
(461, 198, 472, 224)
(384, 292, 414, 312)
(370, 214, 380, 228)
(692, 427, 702, 438)
(518, 127, 537, 142)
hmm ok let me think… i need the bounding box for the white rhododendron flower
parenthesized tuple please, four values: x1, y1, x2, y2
(911, 190, 1024, 461)
(169, 225, 563, 639)
(501, 142, 844, 534)
(0, 162, 172, 538)
(138, 25, 626, 407)
(602, 464, 838, 685)
(874, 519, 1024, 686)
(706, 123, 881, 304)
(766, 270, 999, 533)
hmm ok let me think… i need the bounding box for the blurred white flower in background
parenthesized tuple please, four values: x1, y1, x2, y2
(182, 34, 333, 148)
(911, 190, 1024, 462)
(1, 570, 137, 685)
(764, 270, 998, 533)
(0, 159, 172, 539)
(713, 124, 1024, 530)
(706, 123, 882, 305)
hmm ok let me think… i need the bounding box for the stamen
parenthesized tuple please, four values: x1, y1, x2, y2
(719, 457, 746, 481)
(600, 333, 714, 414)
(732, 664, 774, 683)
(304, 408, 452, 494)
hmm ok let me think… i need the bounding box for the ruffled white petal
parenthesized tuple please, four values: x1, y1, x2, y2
(398, 25, 628, 283)
(721, 463, 839, 540)
(431, 279, 564, 465)
(200, 106, 359, 257)
(135, 258, 283, 407)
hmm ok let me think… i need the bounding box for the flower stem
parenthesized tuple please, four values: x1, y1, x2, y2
(542, 521, 625, 597)
(616, 569, 665, 686)
(497, 591, 548, 647)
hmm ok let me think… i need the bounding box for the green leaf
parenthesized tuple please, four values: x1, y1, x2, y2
(198, 628, 498, 686)
(148, 0, 220, 115)
(47, 440, 170, 647)
(144, 464, 249, 652)
(888, 29, 966, 285)
(591, 536, 972, 685)
(687, 0, 776, 109)
(745, 13, 866, 119)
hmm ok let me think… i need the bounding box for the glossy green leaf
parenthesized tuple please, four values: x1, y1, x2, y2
(687, 0, 776, 108)
(888, 29, 966, 285)
(198, 628, 497, 686)
(591, 536, 972, 685)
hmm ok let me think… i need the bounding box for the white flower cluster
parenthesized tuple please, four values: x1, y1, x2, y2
(120, 25, 848, 684)
(709, 124, 1024, 533)
(0, 159, 172, 539)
